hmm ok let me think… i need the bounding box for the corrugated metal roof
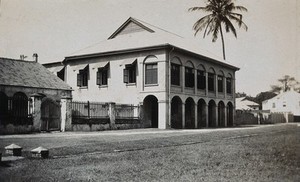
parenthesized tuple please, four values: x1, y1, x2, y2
(0, 57, 72, 90)
(66, 17, 239, 70)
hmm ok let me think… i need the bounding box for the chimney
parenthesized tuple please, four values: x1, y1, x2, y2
(33, 53, 38, 63)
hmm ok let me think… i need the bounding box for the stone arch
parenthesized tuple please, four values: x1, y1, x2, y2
(197, 99, 207, 128)
(208, 67, 216, 74)
(171, 96, 183, 129)
(227, 73, 233, 78)
(0, 92, 9, 125)
(227, 102, 234, 126)
(41, 97, 61, 131)
(218, 101, 226, 127)
(208, 100, 217, 127)
(185, 97, 195, 129)
(171, 56, 182, 65)
(197, 64, 206, 72)
(185, 60, 195, 68)
(218, 70, 225, 76)
(143, 95, 158, 128)
(143, 55, 158, 63)
(12, 92, 29, 125)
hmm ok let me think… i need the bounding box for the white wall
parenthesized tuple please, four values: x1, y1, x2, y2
(66, 49, 167, 105)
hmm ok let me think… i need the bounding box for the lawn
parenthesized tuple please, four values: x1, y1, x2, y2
(0, 124, 299, 181)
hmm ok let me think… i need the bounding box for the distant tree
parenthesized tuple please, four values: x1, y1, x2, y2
(235, 92, 247, 98)
(254, 91, 277, 109)
(188, 0, 248, 60)
(271, 75, 300, 93)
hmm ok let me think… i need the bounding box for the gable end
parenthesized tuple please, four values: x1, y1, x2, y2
(108, 17, 154, 39)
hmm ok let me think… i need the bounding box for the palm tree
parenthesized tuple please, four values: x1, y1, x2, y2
(189, 0, 248, 60)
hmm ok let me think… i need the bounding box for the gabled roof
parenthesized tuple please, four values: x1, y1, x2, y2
(65, 17, 239, 71)
(263, 89, 300, 103)
(0, 57, 72, 91)
(108, 17, 155, 39)
(236, 97, 259, 110)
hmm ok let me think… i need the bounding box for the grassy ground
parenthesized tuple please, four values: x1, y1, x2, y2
(0, 124, 299, 181)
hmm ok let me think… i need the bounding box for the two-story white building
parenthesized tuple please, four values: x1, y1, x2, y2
(44, 17, 239, 129)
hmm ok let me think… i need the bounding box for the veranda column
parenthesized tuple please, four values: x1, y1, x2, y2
(194, 103, 198, 129)
(215, 104, 218, 127)
(30, 94, 42, 131)
(224, 105, 228, 127)
(158, 100, 168, 129)
(181, 66, 185, 92)
(205, 104, 209, 127)
(194, 69, 197, 94)
(205, 72, 208, 96)
(224, 77, 227, 99)
(233, 78, 236, 126)
(182, 102, 185, 129)
(215, 74, 218, 98)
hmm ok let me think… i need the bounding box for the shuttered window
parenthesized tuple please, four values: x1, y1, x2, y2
(77, 66, 89, 87)
(97, 68, 108, 86)
(124, 62, 136, 84)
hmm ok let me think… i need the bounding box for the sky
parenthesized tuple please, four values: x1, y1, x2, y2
(0, 0, 299, 96)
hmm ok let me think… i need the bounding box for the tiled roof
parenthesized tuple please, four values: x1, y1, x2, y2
(66, 17, 238, 70)
(0, 57, 72, 90)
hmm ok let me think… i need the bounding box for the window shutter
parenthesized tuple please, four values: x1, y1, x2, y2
(97, 70, 102, 85)
(77, 73, 81, 87)
(124, 69, 129, 83)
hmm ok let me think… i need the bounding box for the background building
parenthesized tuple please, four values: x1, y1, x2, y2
(262, 89, 300, 122)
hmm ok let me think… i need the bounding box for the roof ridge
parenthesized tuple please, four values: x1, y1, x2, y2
(132, 17, 184, 38)
(0, 57, 36, 63)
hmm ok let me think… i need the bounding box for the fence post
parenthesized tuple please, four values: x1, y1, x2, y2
(30, 94, 43, 132)
(61, 97, 72, 131)
(87, 101, 90, 119)
(109, 102, 116, 129)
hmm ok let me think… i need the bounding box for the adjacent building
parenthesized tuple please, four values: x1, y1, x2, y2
(0, 57, 72, 134)
(45, 17, 239, 129)
(236, 97, 260, 111)
(262, 89, 300, 122)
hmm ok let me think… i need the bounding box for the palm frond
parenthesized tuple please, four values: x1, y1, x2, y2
(228, 14, 248, 31)
(233, 6, 248, 12)
(192, 15, 214, 36)
(203, 17, 215, 38)
(212, 22, 220, 42)
(223, 17, 237, 37)
(188, 6, 207, 12)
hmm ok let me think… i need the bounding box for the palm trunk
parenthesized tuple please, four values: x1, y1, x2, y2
(219, 25, 226, 60)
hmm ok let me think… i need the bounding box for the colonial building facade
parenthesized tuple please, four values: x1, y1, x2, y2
(45, 17, 239, 129)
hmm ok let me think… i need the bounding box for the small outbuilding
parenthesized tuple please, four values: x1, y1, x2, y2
(0, 57, 72, 134)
